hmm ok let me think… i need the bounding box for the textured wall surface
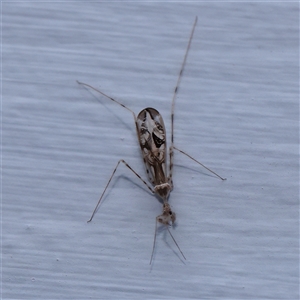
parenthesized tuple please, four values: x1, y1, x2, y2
(2, 2, 299, 299)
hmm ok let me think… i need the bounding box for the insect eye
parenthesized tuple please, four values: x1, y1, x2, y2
(169, 211, 172, 215)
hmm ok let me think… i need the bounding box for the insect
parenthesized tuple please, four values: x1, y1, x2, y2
(78, 16, 226, 264)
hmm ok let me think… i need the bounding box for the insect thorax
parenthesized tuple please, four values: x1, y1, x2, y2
(154, 182, 171, 201)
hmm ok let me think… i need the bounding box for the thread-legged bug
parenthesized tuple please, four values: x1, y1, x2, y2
(78, 16, 226, 264)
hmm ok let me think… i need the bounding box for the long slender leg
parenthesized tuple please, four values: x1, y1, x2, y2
(88, 159, 155, 223)
(169, 17, 198, 183)
(77, 80, 142, 155)
(168, 146, 174, 189)
(174, 146, 226, 181)
(77, 80, 137, 123)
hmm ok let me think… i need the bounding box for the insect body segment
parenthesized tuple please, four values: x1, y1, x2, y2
(157, 203, 175, 225)
(137, 108, 170, 196)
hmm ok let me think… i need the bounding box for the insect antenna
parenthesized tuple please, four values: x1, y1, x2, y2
(167, 227, 186, 261)
(171, 16, 198, 147)
(150, 221, 186, 265)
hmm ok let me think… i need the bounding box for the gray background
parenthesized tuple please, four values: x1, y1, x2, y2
(2, 2, 299, 299)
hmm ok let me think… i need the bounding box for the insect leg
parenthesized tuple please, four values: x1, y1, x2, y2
(173, 146, 226, 181)
(169, 17, 198, 183)
(87, 159, 155, 223)
(77, 80, 137, 122)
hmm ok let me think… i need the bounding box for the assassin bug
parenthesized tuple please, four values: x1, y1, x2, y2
(78, 16, 226, 264)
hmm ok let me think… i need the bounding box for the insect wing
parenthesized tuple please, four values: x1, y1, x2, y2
(137, 108, 168, 186)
